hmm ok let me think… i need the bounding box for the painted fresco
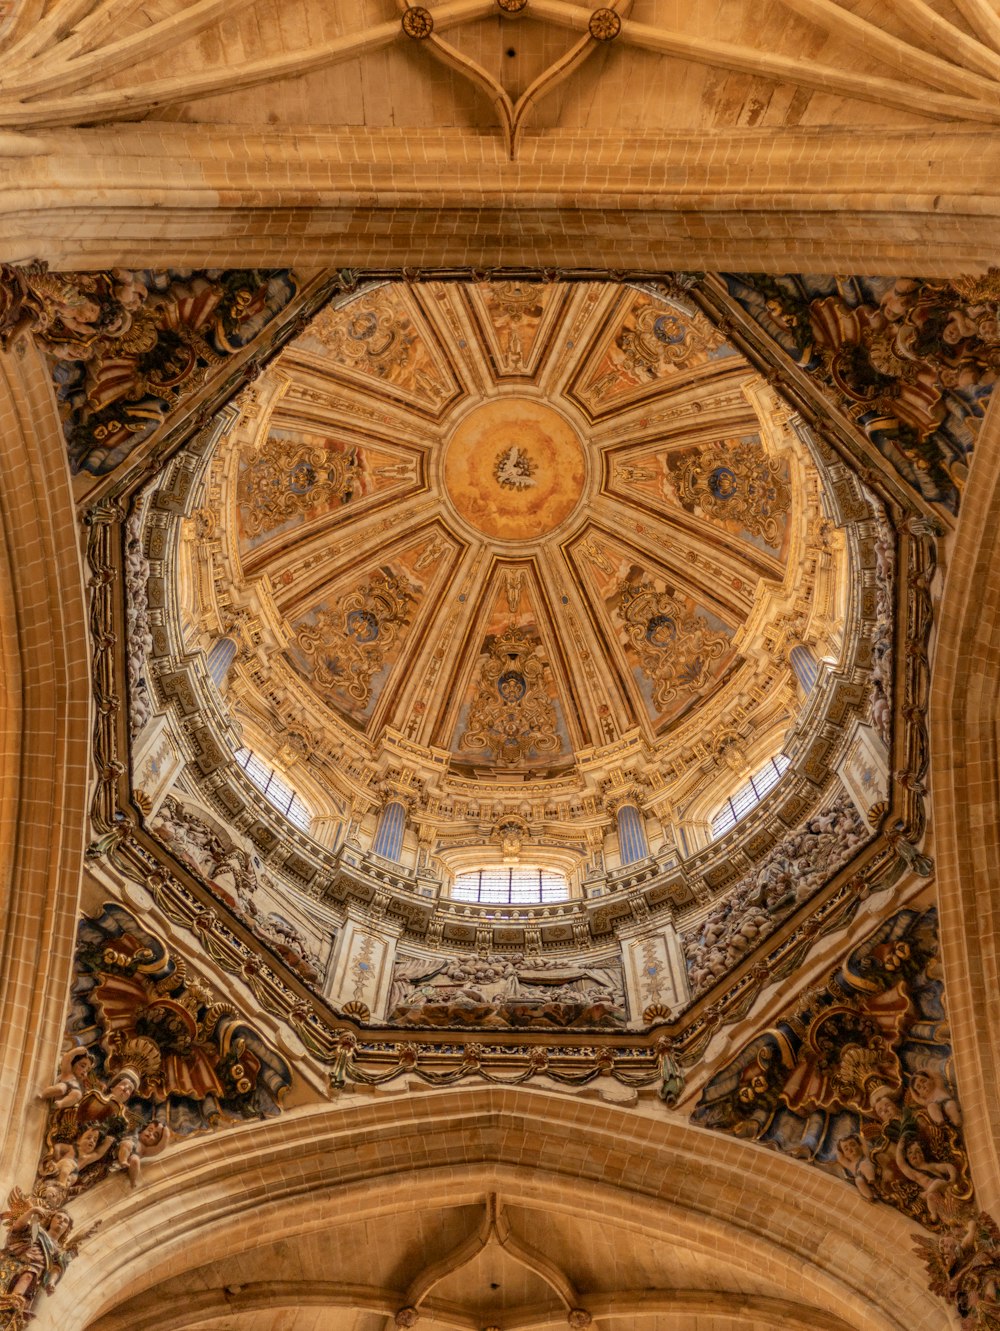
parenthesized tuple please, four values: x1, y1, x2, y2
(723, 272, 1000, 514)
(451, 579, 570, 772)
(574, 533, 737, 732)
(693, 906, 1000, 1329)
(572, 290, 737, 416)
(295, 283, 457, 410)
(0, 264, 298, 475)
(388, 951, 627, 1030)
(443, 397, 585, 540)
(285, 540, 443, 726)
(614, 433, 792, 560)
(236, 426, 418, 550)
(464, 279, 567, 376)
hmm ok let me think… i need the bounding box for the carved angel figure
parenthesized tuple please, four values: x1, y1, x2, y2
(0, 1188, 100, 1318)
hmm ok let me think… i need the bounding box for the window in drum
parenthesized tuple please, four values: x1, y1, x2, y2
(711, 753, 791, 839)
(233, 746, 312, 832)
(451, 867, 569, 904)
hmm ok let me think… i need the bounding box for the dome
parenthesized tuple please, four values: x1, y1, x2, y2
(129, 274, 888, 1020)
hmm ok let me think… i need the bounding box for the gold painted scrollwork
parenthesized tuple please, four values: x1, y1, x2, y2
(460, 627, 560, 765)
(237, 435, 364, 537)
(618, 583, 730, 709)
(296, 572, 413, 707)
(666, 439, 791, 544)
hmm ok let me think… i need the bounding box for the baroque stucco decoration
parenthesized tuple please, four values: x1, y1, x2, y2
(0, 904, 291, 1331)
(6, 260, 974, 1330)
(694, 906, 1000, 1330)
(0, 264, 298, 476)
(719, 271, 1000, 515)
(83, 273, 939, 1053)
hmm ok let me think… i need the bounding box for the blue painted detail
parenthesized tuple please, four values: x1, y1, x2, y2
(373, 799, 406, 862)
(206, 636, 238, 686)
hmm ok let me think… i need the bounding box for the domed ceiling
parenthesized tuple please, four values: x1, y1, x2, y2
(193, 278, 837, 816)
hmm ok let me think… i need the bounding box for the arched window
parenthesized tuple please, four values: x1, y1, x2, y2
(233, 746, 311, 832)
(711, 753, 791, 839)
(206, 635, 238, 686)
(789, 643, 820, 693)
(451, 866, 569, 905)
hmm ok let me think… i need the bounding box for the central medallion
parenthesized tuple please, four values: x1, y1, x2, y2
(444, 398, 587, 541)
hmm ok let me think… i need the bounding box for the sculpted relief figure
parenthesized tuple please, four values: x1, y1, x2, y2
(388, 951, 627, 1030)
(0, 1195, 98, 1325)
(684, 794, 867, 994)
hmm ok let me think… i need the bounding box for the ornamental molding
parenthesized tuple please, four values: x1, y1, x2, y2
(81, 269, 933, 1092)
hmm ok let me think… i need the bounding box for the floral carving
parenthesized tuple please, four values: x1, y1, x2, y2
(723, 272, 1000, 512)
(237, 434, 369, 537)
(401, 5, 433, 38)
(296, 571, 414, 708)
(665, 438, 791, 545)
(694, 907, 1000, 1328)
(0, 264, 297, 475)
(617, 582, 730, 709)
(460, 626, 560, 765)
(588, 7, 621, 40)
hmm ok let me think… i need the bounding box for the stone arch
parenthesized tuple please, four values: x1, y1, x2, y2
(930, 391, 1000, 1215)
(0, 341, 90, 1186)
(62, 1089, 940, 1331)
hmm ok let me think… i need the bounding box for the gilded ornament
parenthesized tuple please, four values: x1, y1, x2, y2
(308, 292, 416, 375)
(617, 583, 730, 710)
(402, 6, 434, 38)
(493, 444, 536, 490)
(296, 572, 413, 708)
(492, 813, 530, 861)
(950, 267, 1000, 303)
(460, 627, 560, 765)
(666, 440, 791, 545)
(588, 7, 621, 39)
(237, 435, 366, 537)
(617, 303, 720, 379)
